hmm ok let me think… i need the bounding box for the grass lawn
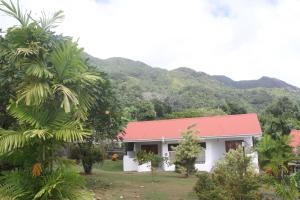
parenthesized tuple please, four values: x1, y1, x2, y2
(84, 160, 198, 200)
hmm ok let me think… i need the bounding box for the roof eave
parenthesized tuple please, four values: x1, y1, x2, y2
(122, 133, 262, 143)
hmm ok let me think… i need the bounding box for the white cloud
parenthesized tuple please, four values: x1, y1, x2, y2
(1, 0, 300, 86)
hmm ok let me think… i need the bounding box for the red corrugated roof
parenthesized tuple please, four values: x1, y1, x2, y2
(290, 130, 300, 148)
(121, 113, 262, 141)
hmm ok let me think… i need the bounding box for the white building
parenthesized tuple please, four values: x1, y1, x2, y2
(121, 113, 262, 172)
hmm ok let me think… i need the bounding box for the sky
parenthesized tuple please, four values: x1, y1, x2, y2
(1, 0, 300, 86)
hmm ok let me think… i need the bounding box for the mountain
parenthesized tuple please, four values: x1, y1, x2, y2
(86, 54, 300, 112)
(213, 75, 299, 90)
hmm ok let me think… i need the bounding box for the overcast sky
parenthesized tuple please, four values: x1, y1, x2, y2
(1, 0, 300, 86)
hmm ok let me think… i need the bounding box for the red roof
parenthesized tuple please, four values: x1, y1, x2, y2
(121, 113, 262, 141)
(290, 130, 300, 148)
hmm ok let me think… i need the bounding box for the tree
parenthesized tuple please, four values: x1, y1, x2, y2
(0, 1, 98, 198)
(87, 72, 126, 141)
(173, 126, 202, 177)
(75, 72, 126, 174)
(151, 99, 172, 118)
(256, 135, 294, 178)
(165, 108, 226, 119)
(220, 101, 247, 115)
(135, 101, 156, 121)
(194, 146, 260, 200)
(260, 97, 300, 138)
(69, 142, 104, 174)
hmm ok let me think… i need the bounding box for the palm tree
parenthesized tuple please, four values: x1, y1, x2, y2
(256, 134, 294, 178)
(0, 1, 100, 199)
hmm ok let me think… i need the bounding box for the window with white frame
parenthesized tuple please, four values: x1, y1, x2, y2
(195, 142, 206, 164)
(168, 144, 178, 163)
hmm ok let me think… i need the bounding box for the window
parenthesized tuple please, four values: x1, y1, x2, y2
(199, 142, 206, 149)
(169, 151, 176, 163)
(195, 151, 205, 164)
(225, 140, 243, 152)
(141, 144, 158, 154)
(125, 142, 134, 151)
(168, 144, 178, 163)
(196, 142, 206, 164)
(168, 144, 178, 151)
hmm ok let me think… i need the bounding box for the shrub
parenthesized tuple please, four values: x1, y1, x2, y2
(135, 150, 151, 165)
(194, 172, 227, 200)
(194, 147, 260, 200)
(0, 168, 93, 200)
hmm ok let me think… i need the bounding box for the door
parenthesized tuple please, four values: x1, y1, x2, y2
(141, 144, 158, 154)
(225, 140, 243, 152)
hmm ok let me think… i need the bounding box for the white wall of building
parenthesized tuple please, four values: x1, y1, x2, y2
(123, 151, 138, 171)
(123, 136, 259, 172)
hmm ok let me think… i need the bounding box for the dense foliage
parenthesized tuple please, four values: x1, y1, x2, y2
(194, 147, 260, 200)
(0, 1, 103, 199)
(260, 97, 300, 138)
(256, 135, 294, 177)
(256, 97, 300, 199)
(73, 72, 126, 174)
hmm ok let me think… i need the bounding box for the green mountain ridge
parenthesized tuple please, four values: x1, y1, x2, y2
(86, 54, 300, 112)
(213, 75, 299, 90)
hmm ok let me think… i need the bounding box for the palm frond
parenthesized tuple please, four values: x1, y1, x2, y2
(53, 84, 79, 113)
(0, 0, 31, 26)
(50, 41, 86, 79)
(53, 121, 89, 142)
(17, 82, 51, 106)
(79, 72, 103, 84)
(54, 128, 90, 142)
(46, 109, 72, 128)
(9, 103, 48, 128)
(25, 62, 53, 78)
(16, 47, 37, 56)
(34, 169, 93, 200)
(33, 173, 64, 200)
(0, 171, 31, 200)
(0, 129, 28, 154)
(39, 10, 64, 30)
(23, 129, 52, 140)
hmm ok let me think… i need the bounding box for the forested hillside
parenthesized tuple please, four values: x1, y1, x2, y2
(86, 54, 300, 119)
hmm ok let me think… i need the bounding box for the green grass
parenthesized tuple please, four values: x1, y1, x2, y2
(84, 160, 198, 200)
(96, 160, 123, 171)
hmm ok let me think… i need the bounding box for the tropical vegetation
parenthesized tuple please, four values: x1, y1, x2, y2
(194, 146, 260, 200)
(0, 1, 103, 199)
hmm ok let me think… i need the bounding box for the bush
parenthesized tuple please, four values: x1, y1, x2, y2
(194, 172, 227, 200)
(194, 147, 261, 200)
(0, 168, 93, 200)
(135, 150, 151, 165)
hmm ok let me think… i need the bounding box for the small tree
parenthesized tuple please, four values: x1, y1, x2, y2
(69, 141, 104, 174)
(173, 126, 202, 177)
(256, 134, 294, 178)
